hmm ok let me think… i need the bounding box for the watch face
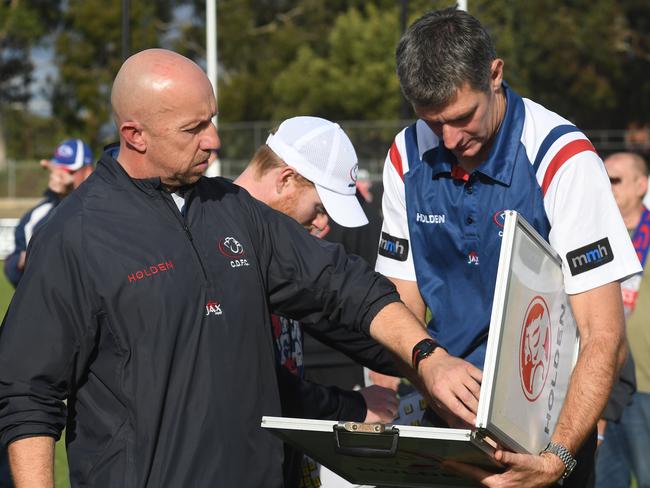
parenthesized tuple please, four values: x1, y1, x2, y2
(412, 339, 437, 369)
(418, 340, 435, 355)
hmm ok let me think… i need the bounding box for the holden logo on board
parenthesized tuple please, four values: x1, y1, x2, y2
(519, 296, 552, 402)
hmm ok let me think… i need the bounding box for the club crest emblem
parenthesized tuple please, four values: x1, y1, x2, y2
(519, 296, 552, 402)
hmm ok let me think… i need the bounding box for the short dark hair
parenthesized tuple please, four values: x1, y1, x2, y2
(396, 7, 497, 108)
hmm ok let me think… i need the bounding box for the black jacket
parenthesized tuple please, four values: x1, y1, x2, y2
(0, 154, 399, 487)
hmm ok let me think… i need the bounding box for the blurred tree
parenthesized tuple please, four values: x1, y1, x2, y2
(0, 0, 62, 166)
(616, 0, 650, 128)
(176, 0, 428, 122)
(456, 0, 648, 129)
(27, 0, 648, 157)
(3, 106, 64, 159)
(271, 4, 402, 121)
(154, 0, 650, 128)
(490, 0, 627, 129)
(212, 0, 354, 122)
(50, 0, 176, 149)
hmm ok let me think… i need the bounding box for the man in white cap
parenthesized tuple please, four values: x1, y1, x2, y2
(236, 117, 399, 486)
(3, 138, 93, 287)
(236, 116, 368, 232)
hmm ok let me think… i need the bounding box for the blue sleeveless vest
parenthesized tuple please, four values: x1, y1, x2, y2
(403, 86, 551, 368)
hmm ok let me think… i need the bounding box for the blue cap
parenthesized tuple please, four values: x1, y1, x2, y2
(51, 139, 94, 171)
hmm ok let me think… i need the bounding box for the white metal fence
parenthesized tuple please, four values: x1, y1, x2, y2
(0, 218, 18, 259)
(215, 122, 635, 181)
(0, 123, 641, 259)
(0, 123, 638, 198)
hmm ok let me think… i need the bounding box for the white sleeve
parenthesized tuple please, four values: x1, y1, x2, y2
(375, 141, 417, 281)
(544, 150, 641, 294)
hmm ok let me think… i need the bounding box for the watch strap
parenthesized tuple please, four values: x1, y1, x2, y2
(411, 338, 440, 370)
(541, 441, 577, 479)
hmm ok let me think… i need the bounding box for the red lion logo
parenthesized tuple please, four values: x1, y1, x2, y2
(519, 296, 552, 402)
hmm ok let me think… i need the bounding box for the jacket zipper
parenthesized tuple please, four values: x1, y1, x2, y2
(160, 191, 209, 281)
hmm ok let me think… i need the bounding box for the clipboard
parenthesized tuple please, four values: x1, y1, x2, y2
(262, 211, 579, 487)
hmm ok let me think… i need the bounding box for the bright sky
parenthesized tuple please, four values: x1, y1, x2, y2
(29, 44, 57, 116)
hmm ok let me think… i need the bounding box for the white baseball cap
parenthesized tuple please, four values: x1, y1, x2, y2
(266, 116, 368, 228)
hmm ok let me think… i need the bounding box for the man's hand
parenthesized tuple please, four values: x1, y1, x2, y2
(419, 348, 482, 427)
(360, 385, 399, 423)
(17, 251, 27, 272)
(367, 302, 482, 426)
(367, 370, 401, 392)
(41, 160, 74, 196)
(444, 449, 565, 487)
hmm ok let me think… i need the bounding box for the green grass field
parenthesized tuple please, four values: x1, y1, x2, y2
(0, 265, 69, 487)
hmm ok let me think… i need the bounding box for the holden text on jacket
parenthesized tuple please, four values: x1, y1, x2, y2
(127, 260, 174, 283)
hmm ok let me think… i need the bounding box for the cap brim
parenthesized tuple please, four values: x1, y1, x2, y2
(315, 184, 369, 228)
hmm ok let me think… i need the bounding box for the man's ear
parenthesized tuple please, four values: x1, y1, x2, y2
(490, 58, 504, 92)
(275, 165, 296, 194)
(120, 121, 146, 152)
(637, 174, 648, 199)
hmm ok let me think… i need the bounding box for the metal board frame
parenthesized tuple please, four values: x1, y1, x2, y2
(261, 416, 497, 487)
(476, 211, 579, 453)
(262, 211, 580, 484)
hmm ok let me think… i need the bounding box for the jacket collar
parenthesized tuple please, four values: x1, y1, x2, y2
(98, 144, 170, 197)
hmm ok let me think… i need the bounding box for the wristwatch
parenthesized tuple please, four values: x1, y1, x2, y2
(541, 442, 577, 479)
(411, 338, 442, 371)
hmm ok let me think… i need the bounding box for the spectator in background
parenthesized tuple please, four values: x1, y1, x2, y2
(0, 138, 93, 487)
(596, 152, 650, 488)
(3, 139, 93, 287)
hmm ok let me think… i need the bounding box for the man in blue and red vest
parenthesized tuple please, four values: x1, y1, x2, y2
(376, 8, 641, 487)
